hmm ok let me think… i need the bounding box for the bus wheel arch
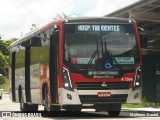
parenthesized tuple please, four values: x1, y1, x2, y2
(43, 84, 51, 111)
(43, 84, 59, 111)
(42, 83, 48, 104)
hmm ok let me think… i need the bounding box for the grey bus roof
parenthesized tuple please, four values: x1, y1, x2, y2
(10, 27, 41, 47)
(10, 17, 133, 48)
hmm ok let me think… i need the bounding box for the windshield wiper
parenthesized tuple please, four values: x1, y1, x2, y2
(87, 39, 99, 68)
(87, 49, 98, 65)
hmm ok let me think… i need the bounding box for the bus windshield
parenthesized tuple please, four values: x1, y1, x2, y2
(64, 24, 140, 70)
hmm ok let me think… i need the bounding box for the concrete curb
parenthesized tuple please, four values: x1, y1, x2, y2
(3, 92, 9, 94)
(122, 108, 160, 112)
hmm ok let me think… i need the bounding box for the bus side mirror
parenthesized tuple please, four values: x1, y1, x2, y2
(138, 28, 147, 48)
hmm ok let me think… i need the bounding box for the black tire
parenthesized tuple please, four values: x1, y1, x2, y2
(108, 111, 121, 117)
(50, 105, 61, 111)
(108, 104, 121, 117)
(65, 105, 82, 112)
(44, 86, 52, 111)
(43, 86, 61, 111)
(0, 95, 2, 99)
(20, 91, 38, 111)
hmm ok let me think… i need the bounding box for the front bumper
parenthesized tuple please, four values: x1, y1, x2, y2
(59, 87, 142, 105)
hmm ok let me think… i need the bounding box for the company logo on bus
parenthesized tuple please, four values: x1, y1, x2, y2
(102, 82, 107, 87)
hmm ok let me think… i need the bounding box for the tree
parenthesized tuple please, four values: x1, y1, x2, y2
(0, 51, 8, 75)
(54, 13, 80, 19)
(0, 38, 17, 56)
(55, 13, 72, 19)
(0, 38, 17, 76)
(0, 40, 8, 55)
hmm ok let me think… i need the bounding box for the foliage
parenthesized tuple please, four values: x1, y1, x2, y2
(122, 98, 160, 108)
(0, 40, 8, 55)
(0, 38, 17, 56)
(0, 51, 8, 75)
(54, 13, 80, 19)
(0, 38, 17, 76)
(3, 76, 9, 92)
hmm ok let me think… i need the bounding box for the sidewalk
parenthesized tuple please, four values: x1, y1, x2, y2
(122, 108, 160, 112)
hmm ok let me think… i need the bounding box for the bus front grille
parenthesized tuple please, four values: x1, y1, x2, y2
(76, 82, 130, 90)
(79, 94, 128, 104)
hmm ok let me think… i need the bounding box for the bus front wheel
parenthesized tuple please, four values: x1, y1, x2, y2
(44, 86, 51, 111)
(108, 111, 121, 117)
(43, 86, 59, 111)
(108, 104, 121, 117)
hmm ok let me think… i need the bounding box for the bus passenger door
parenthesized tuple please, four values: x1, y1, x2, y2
(25, 46, 31, 102)
(50, 31, 59, 103)
(11, 52, 16, 101)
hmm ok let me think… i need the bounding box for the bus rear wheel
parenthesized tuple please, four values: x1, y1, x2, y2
(65, 105, 82, 111)
(20, 93, 38, 111)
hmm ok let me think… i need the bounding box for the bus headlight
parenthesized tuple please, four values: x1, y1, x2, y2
(133, 67, 142, 90)
(62, 67, 73, 91)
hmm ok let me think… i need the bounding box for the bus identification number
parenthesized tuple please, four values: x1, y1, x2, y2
(121, 77, 133, 82)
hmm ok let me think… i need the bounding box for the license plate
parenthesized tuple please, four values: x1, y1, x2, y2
(98, 92, 111, 97)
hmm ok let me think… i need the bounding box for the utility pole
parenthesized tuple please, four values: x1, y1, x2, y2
(21, 32, 23, 38)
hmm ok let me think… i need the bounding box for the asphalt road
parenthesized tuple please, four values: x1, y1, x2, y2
(0, 94, 160, 120)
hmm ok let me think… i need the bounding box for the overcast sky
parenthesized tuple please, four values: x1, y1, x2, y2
(0, 0, 140, 40)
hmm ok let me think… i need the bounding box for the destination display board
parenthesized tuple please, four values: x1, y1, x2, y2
(76, 25, 120, 32)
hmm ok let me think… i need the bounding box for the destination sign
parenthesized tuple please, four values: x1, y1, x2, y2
(76, 25, 120, 32)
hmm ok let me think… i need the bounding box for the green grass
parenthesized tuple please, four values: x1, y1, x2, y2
(3, 76, 9, 93)
(122, 99, 160, 108)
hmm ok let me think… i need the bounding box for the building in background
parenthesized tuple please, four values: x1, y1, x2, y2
(105, 0, 160, 103)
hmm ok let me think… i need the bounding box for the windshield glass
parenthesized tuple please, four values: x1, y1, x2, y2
(64, 24, 139, 70)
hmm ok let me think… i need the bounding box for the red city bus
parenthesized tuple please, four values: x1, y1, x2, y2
(9, 17, 143, 116)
